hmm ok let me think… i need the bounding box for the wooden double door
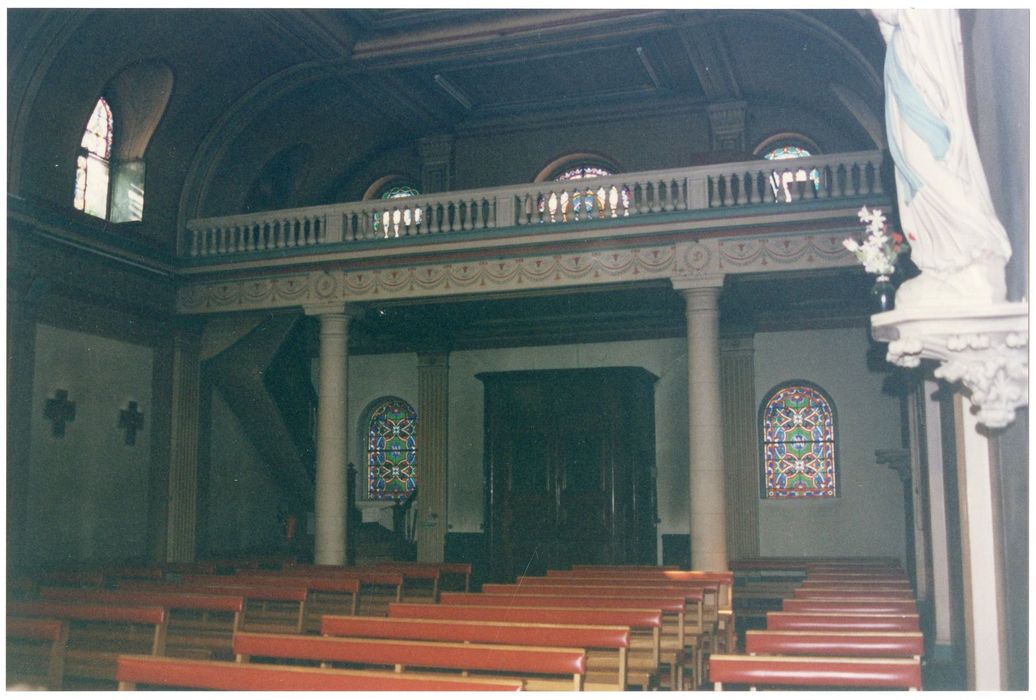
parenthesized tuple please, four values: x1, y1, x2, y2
(479, 368, 658, 582)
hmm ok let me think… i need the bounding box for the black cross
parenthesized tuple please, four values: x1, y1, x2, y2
(119, 401, 145, 446)
(44, 389, 76, 437)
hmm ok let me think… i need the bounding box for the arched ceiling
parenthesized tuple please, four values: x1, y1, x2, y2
(8, 8, 888, 248)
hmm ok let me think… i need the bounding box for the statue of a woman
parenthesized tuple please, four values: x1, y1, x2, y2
(874, 9, 1012, 307)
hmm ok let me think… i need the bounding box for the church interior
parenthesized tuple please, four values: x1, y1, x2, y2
(6, 8, 1028, 691)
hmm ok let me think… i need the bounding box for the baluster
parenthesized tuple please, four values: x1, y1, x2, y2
(471, 198, 481, 229)
(850, 162, 861, 195)
(864, 161, 876, 195)
(459, 200, 469, 231)
(215, 227, 225, 254)
(547, 192, 557, 223)
(730, 174, 742, 206)
(718, 175, 729, 207)
(300, 218, 310, 247)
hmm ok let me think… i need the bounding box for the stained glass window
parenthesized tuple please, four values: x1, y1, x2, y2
(74, 97, 113, 218)
(763, 145, 820, 203)
(367, 397, 417, 501)
(374, 183, 423, 236)
(760, 382, 837, 499)
(539, 164, 631, 220)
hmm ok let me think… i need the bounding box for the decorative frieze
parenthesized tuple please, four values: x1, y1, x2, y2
(177, 235, 857, 313)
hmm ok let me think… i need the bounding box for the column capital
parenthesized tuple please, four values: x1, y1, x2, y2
(671, 273, 725, 291)
(304, 302, 350, 318)
(417, 351, 450, 369)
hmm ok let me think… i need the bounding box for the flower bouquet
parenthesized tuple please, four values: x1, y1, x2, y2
(844, 206, 910, 311)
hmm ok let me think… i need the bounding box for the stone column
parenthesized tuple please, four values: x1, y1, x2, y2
(416, 351, 449, 563)
(306, 304, 351, 565)
(166, 323, 203, 562)
(676, 275, 728, 571)
(720, 332, 758, 561)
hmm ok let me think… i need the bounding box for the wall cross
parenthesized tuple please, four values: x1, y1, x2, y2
(119, 401, 145, 446)
(44, 389, 76, 437)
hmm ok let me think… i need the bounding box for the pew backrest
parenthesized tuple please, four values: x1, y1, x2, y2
(745, 630, 924, 658)
(114, 655, 524, 691)
(709, 654, 922, 690)
(6, 616, 68, 690)
(782, 599, 917, 615)
(766, 612, 920, 632)
(232, 632, 587, 690)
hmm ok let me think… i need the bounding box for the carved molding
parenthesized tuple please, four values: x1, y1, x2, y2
(871, 302, 1028, 429)
(177, 234, 856, 313)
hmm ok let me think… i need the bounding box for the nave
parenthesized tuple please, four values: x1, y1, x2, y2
(8, 555, 933, 691)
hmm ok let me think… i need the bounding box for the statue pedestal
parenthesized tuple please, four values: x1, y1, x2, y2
(871, 301, 1028, 429)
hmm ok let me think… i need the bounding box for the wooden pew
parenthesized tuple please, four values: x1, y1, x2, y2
(766, 612, 920, 632)
(114, 654, 524, 691)
(792, 588, 916, 600)
(709, 653, 922, 690)
(6, 617, 68, 690)
(482, 581, 707, 687)
(115, 579, 309, 633)
(286, 562, 442, 602)
(269, 565, 405, 615)
(745, 629, 924, 658)
(7, 601, 167, 689)
(39, 586, 245, 658)
(321, 614, 631, 690)
(232, 631, 587, 691)
(387, 603, 664, 690)
(782, 598, 917, 615)
(179, 573, 359, 631)
(438, 592, 690, 689)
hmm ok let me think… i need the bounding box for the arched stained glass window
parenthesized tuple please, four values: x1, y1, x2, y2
(373, 183, 423, 237)
(539, 163, 631, 221)
(763, 145, 821, 203)
(367, 397, 418, 501)
(74, 97, 114, 218)
(760, 382, 838, 499)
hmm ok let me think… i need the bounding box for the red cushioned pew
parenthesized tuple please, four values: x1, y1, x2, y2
(114, 655, 524, 691)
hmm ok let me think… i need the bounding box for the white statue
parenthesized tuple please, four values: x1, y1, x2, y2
(873, 9, 1012, 307)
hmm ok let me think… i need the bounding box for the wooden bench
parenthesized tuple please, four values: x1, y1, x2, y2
(39, 586, 246, 658)
(322, 614, 631, 690)
(114, 654, 524, 691)
(745, 630, 924, 658)
(782, 598, 917, 615)
(6, 617, 68, 690)
(709, 653, 922, 690)
(483, 580, 708, 687)
(232, 631, 587, 690)
(7, 601, 167, 689)
(793, 588, 916, 600)
(270, 565, 405, 615)
(115, 579, 309, 633)
(387, 602, 665, 689)
(286, 562, 442, 602)
(439, 591, 691, 689)
(179, 573, 360, 631)
(766, 612, 920, 632)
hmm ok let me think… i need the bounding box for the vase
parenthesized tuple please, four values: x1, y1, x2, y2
(871, 275, 895, 312)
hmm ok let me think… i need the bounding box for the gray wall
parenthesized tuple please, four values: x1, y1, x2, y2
(25, 324, 153, 568)
(754, 327, 906, 562)
(203, 388, 286, 554)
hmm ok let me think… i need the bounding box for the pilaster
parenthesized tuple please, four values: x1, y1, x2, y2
(419, 134, 454, 194)
(416, 351, 450, 563)
(166, 322, 203, 562)
(707, 100, 747, 153)
(720, 331, 758, 561)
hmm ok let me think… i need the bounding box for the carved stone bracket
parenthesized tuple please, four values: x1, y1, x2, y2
(874, 448, 911, 483)
(871, 302, 1028, 429)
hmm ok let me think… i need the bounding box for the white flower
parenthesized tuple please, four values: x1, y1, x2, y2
(843, 205, 902, 277)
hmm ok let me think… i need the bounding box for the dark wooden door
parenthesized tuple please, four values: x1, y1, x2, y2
(479, 368, 658, 582)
